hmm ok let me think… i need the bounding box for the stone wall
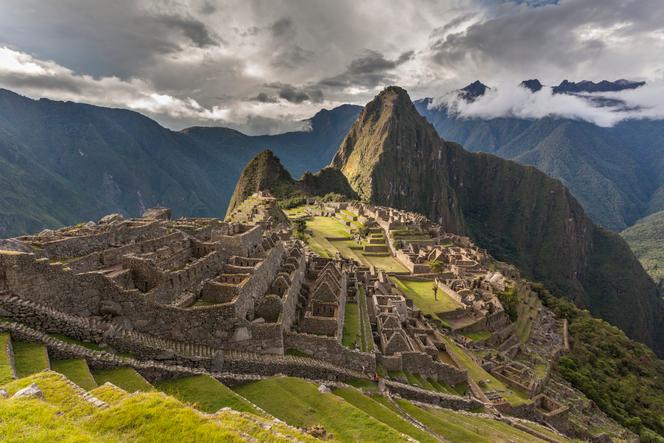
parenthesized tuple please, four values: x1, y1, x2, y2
(284, 332, 376, 373)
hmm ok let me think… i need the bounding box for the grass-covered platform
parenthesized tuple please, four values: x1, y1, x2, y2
(155, 375, 261, 415)
(91, 367, 154, 393)
(12, 341, 50, 378)
(233, 376, 411, 442)
(390, 277, 462, 317)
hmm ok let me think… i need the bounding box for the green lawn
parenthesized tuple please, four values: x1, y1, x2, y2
(441, 336, 529, 406)
(51, 359, 98, 391)
(333, 387, 437, 442)
(362, 253, 408, 272)
(234, 376, 410, 442)
(462, 331, 492, 342)
(13, 341, 50, 378)
(396, 398, 556, 443)
(391, 278, 462, 317)
(0, 332, 14, 384)
(155, 375, 261, 415)
(92, 367, 154, 393)
(357, 286, 374, 352)
(342, 302, 360, 349)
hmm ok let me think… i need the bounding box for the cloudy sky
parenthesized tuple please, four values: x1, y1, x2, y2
(0, 0, 663, 133)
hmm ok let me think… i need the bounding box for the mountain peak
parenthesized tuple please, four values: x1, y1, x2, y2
(553, 79, 645, 94)
(225, 150, 294, 217)
(459, 80, 489, 101)
(520, 79, 543, 92)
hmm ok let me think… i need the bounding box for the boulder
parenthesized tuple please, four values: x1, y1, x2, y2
(317, 384, 331, 394)
(142, 208, 171, 221)
(98, 213, 124, 224)
(11, 383, 43, 400)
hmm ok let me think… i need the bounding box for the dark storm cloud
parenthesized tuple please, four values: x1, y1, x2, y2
(271, 17, 295, 38)
(429, 0, 664, 77)
(264, 82, 324, 104)
(156, 14, 219, 48)
(253, 92, 278, 103)
(319, 49, 414, 88)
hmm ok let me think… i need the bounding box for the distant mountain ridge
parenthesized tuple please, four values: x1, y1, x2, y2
(333, 85, 664, 356)
(0, 88, 360, 237)
(415, 80, 664, 231)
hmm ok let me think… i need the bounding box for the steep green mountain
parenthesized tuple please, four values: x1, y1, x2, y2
(226, 150, 354, 216)
(414, 95, 664, 231)
(0, 88, 361, 237)
(622, 210, 664, 293)
(333, 86, 664, 356)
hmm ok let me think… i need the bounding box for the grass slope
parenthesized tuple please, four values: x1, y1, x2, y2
(92, 367, 154, 393)
(12, 341, 49, 378)
(1, 371, 317, 443)
(621, 210, 664, 291)
(155, 375, 261, 415)
(51, 359, 98, 391)
(234, 376, 410, 442)
(333, 386, 437, 442)
(0, 332, 14, 384)
(395, 398, 554, 443)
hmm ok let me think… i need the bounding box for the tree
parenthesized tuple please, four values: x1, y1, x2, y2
(429, 259, 444, 301)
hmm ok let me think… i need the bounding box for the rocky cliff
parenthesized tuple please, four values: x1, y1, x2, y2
(333, 86, 664, 355)
(227, 150, 355, 217)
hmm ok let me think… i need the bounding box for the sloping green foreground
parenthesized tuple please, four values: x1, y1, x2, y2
(234, 376, 411, 441)
(0, 371, 318, 443)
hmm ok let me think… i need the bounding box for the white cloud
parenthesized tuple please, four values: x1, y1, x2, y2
(431, 80, 664, 127)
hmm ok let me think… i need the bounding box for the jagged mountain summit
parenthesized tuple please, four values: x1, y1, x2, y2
(333, 85, 664, 356)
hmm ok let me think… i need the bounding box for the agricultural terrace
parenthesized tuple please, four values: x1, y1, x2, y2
(390, 277, 462, 319)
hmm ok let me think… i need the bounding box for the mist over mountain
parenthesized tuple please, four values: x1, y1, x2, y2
(416, 80, 664, 231)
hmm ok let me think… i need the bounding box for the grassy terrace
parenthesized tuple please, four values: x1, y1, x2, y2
(13, 341, 50, 378)
(441, 336, 530, 406)
(234, 376, 410, 442)
(92, 367, 154, 393)
(304, 215, 408, 272)
(390, 277, 462, 318)
(395, 398, 558, 443)
(333, 386, 437, 442)
(341, 302, 360, 349)
(1, 372, 317, 442)
(155, 375, 262, 415)
(357, 286, 374, 351)
(50, 359, 98, 391)
(0, 332, 13, 384)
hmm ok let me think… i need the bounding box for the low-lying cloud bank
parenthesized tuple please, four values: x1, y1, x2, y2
(431, 81, 664, 127)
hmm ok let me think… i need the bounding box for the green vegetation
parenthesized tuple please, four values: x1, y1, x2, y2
(342, 302, 360, 349)
(441, 336, 529, 406)
(0, 332, 13, 384)
(278, 195, 307, 209)
(357, 286, 374, 352)
(333, 386, 437, 442)
(1, 371, 317, 442)
(497, 287, 519, 322)
(395, 398, 554, 442)
(51, 359, 98, 391)
(621, 210, 664, 291)
(536, 284, 664, 441)
(390, 277, 461, 318)
(92, 367, 154, 393)
(155, 375, 261, 415)
(12, 341, 49, 378)
(234, 376, 410, 442)
(462, 331, 492, 342)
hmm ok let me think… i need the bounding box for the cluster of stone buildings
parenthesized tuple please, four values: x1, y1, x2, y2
(0, 198, 633, 440)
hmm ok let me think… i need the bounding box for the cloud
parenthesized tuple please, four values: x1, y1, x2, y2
(319, 49, 415, 89)
(0, 0, 663, 132)
(155, 14, 219, 47)
(432, 80, 664, 127)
